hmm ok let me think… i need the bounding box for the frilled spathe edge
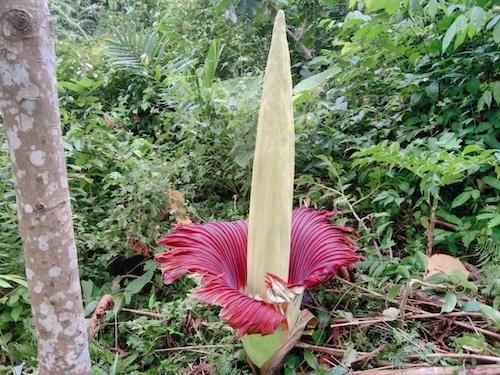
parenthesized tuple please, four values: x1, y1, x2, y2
(156, 208, 359, 336)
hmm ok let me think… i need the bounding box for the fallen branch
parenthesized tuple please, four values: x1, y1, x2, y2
(296, 342, 500, 363)
(330, 311, 483, 327)
(121, 307, 163, 319)
(154, 344, 237, 354)
(452, 320, 500, 341)
(353, 364, 500, 375)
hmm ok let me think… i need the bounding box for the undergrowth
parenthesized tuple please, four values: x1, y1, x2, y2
(1, 0, 499, 374)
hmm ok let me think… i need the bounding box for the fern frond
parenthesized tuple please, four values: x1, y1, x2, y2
(475, 236, 500, 267)
(106, 29, 169, 71)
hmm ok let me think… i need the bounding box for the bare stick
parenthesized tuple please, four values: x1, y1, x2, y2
(330, 311, 483, 327)
(121, 307, 163, 319)
(154, 344, 237, 353)
(452, 320, 500, 340)
(296, 342, 500, 363)
(286, 28, 313, 59)
(353, 364, 500, 375)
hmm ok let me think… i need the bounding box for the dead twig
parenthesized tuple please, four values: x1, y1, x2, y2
(452, 320, 500, 341)
(286, 27, 313, 59)
(121, 307, 163, 319)
(154, 344, 237, 354)
(353, 364, 500, 375)
(330, 311, 483, 327)
(296, 342, 500, 363)
(435, 219, 458, 231)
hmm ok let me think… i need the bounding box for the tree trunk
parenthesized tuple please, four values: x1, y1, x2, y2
(0, 1, 91, 374)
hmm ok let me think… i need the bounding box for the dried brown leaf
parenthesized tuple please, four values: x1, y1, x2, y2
(426, 254, 470, 278)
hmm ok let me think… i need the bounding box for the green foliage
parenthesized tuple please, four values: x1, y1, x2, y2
(49, 0, 100, 38)
(106, 29, 169, 70)
(1, 0, 500, 373)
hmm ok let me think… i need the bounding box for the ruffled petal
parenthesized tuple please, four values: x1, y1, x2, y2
(156, 220, 286, 336)
(289, 208, 359, 287)
(193, 277, 286, 337)
(156, 220, 247, 289)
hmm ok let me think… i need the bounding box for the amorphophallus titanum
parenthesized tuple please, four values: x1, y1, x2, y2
(156, 10, 359, 371)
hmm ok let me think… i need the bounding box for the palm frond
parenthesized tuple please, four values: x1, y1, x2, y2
(106, 29, 169, 71)
(49, 0, 99, 39)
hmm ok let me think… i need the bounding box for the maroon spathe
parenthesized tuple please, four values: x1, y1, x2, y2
(156, 208, 359, 337)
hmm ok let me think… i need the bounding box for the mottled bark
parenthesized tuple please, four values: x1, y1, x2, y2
(0, 1, 91, 374)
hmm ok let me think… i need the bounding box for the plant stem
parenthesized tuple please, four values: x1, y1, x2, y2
(427, 196, 438, 256)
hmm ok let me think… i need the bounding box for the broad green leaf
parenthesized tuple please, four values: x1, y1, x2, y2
(483, 176, 500, 190)
(383, 307, 400, 321)
(466, 77, 480, 94)
(452, 191, 471, 208)
(242, 329, 286, 368)
(124, 268, 154, 303)
(442, 15, 467, 53)
(0, 275, 27, 288)
(415, 251, 428, 270)
(478, 90, 492, 111)
(480, 304, 500, 328)
(462, 299, 481, 312)
(408, 0, 423, 17)
(492, 82, 500, 105)
(448, 270, 477, 293)
(461, 231, 476, 248)
(385, 0, 400, 15)
(437, 209, 464, 226)
(441, 292, 457, 313)
(456, 334, 488, 351)
(304, 349, 319, 369)
(10, 305, 22, 321)
(488, 214, 500, 229)
(469, 7, 486, 31)
(494, 21, 500, 44)
(202, 39, 222, 87)
(425, 0, 438, 19)
(293, 66, 341, 94)
(463, 144, 482, 154)
(344, 11, 372, 26)
(453, 29, 467, 50)
(476, 212, 496, 221)
(0, 279, 12, 288)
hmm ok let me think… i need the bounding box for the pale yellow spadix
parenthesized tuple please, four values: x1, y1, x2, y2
(246, 10, 294, 298)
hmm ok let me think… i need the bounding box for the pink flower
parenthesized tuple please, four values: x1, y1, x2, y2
(156, 208, 359, 337)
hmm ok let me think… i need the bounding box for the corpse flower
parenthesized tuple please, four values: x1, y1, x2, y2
(157, 208, 359, 334)
(157, 10, 359, 371)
